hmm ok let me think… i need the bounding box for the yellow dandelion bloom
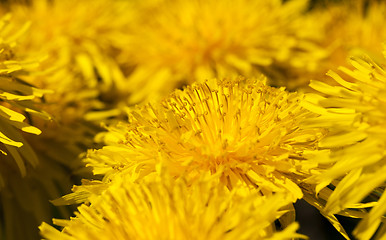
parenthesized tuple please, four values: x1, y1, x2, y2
(41, 174, 305, 240)
(66, 76, 361, 238)
(121, 0, 326, 103)
(0, 13, 73, 240)
(0, 13, 50, 187)
(303, 52, 386, 239)
(303, 0, 386, 87)
(1, 0, 134, 186)
(2, 0, 136, 187)
(327, 0, 386, 65)
(9, 0, 131, 124)
(1, 1, 132, 238)
(74, 77, 326, 204)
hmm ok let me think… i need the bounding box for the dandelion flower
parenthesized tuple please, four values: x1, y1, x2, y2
(3, 0, 137, 183)
(122, 0, 326, 103)
(0, 12, 71, 240)
(303, 0, 386, 87)
(1, 1, 133, 238)
(2, 0, 134, 223)
(0, 13, 50, 188)
(59, 76, 361, 238)
(9, 0, 132, 124)
(303, 51, 386, 239)
(1, 0, 135, 181)
(327, 1, 386, 65)
(40, 174, 305, 240)
(70, 77, 327, 205)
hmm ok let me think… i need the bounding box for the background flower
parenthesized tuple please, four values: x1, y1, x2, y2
(0, 1, 133, 239)
(0, 13, 68, 240)
(119, 0, 326, 103)
(8, 0, 134, 123)
(303, 50, 386, 239)
(294, 0, 386, 90)
(0, 13, 50, 186)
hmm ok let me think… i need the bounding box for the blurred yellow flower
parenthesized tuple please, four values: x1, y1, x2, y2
(0, 0, 134, 238)
(0, 13, 50, 188)
(299, 0, 386, 88)
(2, 0, 135, 184)
(3, 0, 138, 190)
(10, 0, 131, 124)
(303, 51, 386, 239)
(41, 174, 305, 240)
(121, 0, 326, 103)
(0, 13, 73, 240)
(326, 1, 386, 65)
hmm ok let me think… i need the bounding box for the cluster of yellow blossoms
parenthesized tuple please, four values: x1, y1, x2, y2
(1, 0, 386, 239)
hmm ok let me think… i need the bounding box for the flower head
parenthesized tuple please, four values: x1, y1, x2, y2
(303, 51, 386, 239)
(0, 12, 75, 240)
(0, 1, 133, 238)
(40, 174, 305, 240)
(10, 0, 132, 124)
(302, 0, 386, 87)
(2, 0, 134, 183)
(122, 0, 326, 103)
(81, 77, 325, 202)
(0, 13, 50, 187)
